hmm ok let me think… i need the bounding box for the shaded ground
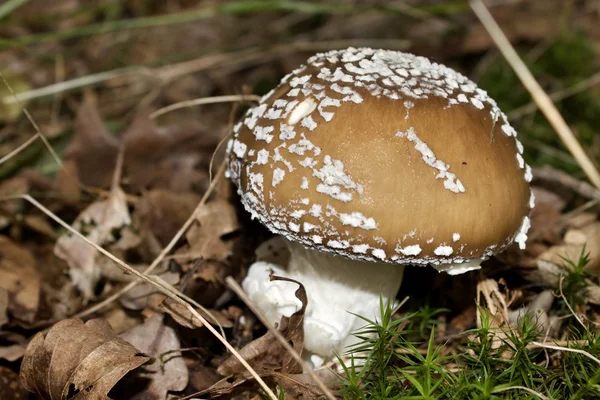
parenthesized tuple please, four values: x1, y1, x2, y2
(1, 0, 600, 399)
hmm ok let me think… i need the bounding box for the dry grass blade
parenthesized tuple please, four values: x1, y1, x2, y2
(492, 386, 549, 400)
(150, 94, 261, 119)
(1, 67, 146, 105)
(531, 341, 600, 365)
(225, 276, 338, 400)
(73, 160, 227, 320)
(508, 71, 600, 120)
(469, 0, 600, 190)
(2, 39, 409, 106)
(0, 193, 277, 399)
(0, 71, 63, 170)
(0, 132, 40, 165)
(558, 276, 587, 331)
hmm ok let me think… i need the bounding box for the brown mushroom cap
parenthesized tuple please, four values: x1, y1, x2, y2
(227, 48, 533, 266)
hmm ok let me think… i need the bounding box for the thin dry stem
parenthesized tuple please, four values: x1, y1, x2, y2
(492, 386, 549, 400)
(470, 0, 600, 189)
(558, 276, 587, 331)
(1, 67, 146, 105)
(0, 71, 63, 170)
(0, 193, 276, 399)
(150, 94, 260, 119)
(0, 132, 40, 165)
(3, 39, 409, 106)
(225, 277, 338, 400)
(531, 341, 600, 365)
(73, 160, 227, 320)
(170, 305, 280, 400)
(508, 71, 600, 120)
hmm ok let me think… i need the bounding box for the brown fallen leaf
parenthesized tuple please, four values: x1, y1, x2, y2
(20, 318, 149, 400)
(63, 96, 120, 188)
(475, 279, 517, 359)
(273, 370, 340, 400)
(183, 200, 240, 262)
(0, 175, 29, 230)
(0, 236, 41, 324)
(160, 297, 232, 329)
(63, 97, 207, 192)
(217, 276, 306, 377)
(448, 305, 476, 333)
(476, 279, 510, 332)
(186, 362, 221, 393)
(118, 314, 189, 399)
(122, 113, 204, 191)
(539, 221, 600, 272)
(54, 185, 131, 300)
(120, 271, 180, 311)
(137, 190, 201, 247)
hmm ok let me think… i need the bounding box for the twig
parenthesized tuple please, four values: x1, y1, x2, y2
(72, 161, 227, 320)
(492, 386, 549, 400)
(0, 193, 276, 399)
(527, 339, 590, 350)
(508, 71, 600, 120)
(470, 0, 600, 190)
(2, 39, 409, 106)
(531, 341, 600, 366)
(2, 66, 146, 105)
(559, 276, 587, 331)
(0, 132, 40, 165)
(150, 94, 260, 119)
(0, 71, 63, 170)
(532, 166, 600, 201)
(225, 277, 338, 400)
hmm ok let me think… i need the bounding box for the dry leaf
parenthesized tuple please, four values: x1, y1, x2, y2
(0, 236, 41, 323)
(122, 113, 202, 191)
(63, 99, 206, 192)
(138, 190, 201, 247)
(118, 314, 189, 399)
(160, 297, 232, 329)
(475, 279, 514, 357)
(184, 200, 240, 262)
(64, 97, 120, 188)
(20, 318, 149, 400)
(476, 279, 509, 330)
(272, 370, 339, 400)
(120, 271, 180, 311)
(186, 362, 221, 393)
(0, 175, 29, 230)
(448, 306, 476, 332)
(217, 276, 306, 377)
(54, 186, 131, 300)
(538, 221, 600, 272)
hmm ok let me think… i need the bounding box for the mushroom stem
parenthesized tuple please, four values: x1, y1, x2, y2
(242, 238, 405, 358)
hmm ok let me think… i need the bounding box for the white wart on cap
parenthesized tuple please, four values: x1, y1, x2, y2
(228, 47, 533, 266)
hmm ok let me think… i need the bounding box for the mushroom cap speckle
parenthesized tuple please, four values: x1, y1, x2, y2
(227, 47, 533, 266)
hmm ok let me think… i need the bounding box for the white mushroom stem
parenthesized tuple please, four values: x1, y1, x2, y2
(242, 238, 405, 358)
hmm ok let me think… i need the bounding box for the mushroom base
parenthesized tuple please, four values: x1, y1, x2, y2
(242, 238, 405, 359)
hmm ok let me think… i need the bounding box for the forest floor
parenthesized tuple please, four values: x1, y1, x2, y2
(1, 1, 600, 399)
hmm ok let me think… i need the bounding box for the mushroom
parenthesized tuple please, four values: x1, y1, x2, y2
(226, 48, 534, 360)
